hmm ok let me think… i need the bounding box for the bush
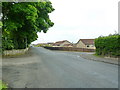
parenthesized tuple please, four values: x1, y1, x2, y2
(0, 81, 8, 89)
(2, 37, 14, 50)
(95, 34, 120, 57)
(35, 44, 52, 47)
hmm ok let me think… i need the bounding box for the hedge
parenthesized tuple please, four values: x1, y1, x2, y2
(95, 34, 120, 57)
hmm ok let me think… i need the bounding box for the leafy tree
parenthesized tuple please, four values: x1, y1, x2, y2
(2, 1, 54, 50)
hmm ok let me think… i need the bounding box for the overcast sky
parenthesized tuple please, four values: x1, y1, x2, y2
(32, 0, 119, 44)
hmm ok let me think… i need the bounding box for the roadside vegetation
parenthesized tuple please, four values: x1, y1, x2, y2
(34, 44, 52, 47)
(0, 80, 8, 90)
(95, 34, 120, 57)
(1, 1, 54, 51)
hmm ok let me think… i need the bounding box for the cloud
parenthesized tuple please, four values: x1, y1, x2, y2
(32, 0, 119, 44)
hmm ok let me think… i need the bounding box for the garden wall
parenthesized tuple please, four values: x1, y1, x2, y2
(44, 47, 95, 52)
(3, 48, 29, 56)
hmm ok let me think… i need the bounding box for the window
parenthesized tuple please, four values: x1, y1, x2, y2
(87, 45, 89, 47)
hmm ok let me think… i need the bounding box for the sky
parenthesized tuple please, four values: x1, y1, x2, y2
(32, 0, 119, 44)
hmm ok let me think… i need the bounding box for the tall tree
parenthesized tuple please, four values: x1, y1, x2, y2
(2, 1, 54, 50)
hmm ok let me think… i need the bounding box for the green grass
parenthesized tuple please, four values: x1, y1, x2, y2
(93, 53, 104, 58)
(0, 81, 8, 90)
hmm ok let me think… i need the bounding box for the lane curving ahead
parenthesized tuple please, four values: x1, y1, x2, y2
(2, 47, 118, 88)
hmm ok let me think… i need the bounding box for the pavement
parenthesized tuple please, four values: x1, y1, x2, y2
(78, 52, 118, 65)
(2, 47, 118, 88)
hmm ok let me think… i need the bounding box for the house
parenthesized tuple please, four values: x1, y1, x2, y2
(53, 40, 73, 47)
(63, 43, 73, 47)
(47, 42, 54, 46)
(74, 39, 96, 49)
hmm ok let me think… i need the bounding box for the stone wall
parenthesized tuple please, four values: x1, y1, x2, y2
(3, 48, 29, 56)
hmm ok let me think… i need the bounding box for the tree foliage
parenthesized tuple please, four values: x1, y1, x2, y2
(2, 1, 54, 50)
(95, 34, 120, 57)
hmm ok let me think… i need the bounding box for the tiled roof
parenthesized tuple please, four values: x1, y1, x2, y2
(52, 43, 61, 46)
(79, 39, 95, 45)
(63, 44, 73, 46)
(47, 42, 54, 44)
(55, 40, 68, 43)
(53, 40, 70, 46)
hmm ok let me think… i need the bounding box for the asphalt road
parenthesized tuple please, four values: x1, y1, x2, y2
(2, 47, 118, 88)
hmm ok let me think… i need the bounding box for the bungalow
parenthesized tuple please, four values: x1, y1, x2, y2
(53, 40, 73, 47)
(74, 39, 96, 49)
(47, 42, 54, 46)
(63, 43, 73, 47)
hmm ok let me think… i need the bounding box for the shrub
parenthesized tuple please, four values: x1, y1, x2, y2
(0, 81, 8, 89)
(95, 34, 120, 57)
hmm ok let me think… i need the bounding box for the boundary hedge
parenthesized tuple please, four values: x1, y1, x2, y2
(95, 34, 120, 57)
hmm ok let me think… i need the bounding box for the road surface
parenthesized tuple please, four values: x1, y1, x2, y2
(2, 47, 118, 88)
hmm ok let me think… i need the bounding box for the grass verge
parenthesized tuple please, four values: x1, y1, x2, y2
(93, 53, 104, 58)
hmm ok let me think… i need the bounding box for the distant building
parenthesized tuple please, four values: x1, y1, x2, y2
(47, 42, 54, 46)
(74, 39, 96, 49)
(36, 43, 47, 47)
(63, 43, 73, 47)
(53, 40, 73, 47)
